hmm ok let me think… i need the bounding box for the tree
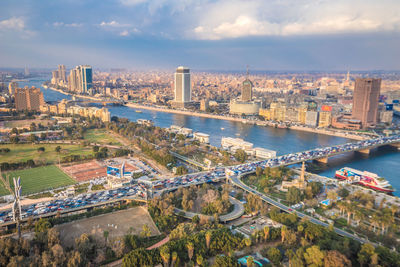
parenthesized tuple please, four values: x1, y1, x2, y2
(267, 247, 282, 266)
(304, 245, 325, 267)
(358, 243, 375, 267)
(205, 231, 212, 249)
(171, 251, 178, 267)
(263, 226, 270, 241)
(256, 166, 263, 177)
(140, 224, 151, 240)
(176, 166, 188, 175)
(27, 134, 38, 143)
(196, 254, 204, 267)
(160, 246, 170, 267)
(47, 228, 60, 247)
(324, 250, 351, 267)
(234, 149, 247, 163)
(9, 136, 19, 144)
(212, 255, 239, 267)
(93, 146, 99, 153)
(192, 215, 200, 224)
(187, 242, 194, 261)
(103, 230, 109, 245)
(55, 146, 62, 153)
(287, 187, 302, 204)
(37, 147, 45, 152)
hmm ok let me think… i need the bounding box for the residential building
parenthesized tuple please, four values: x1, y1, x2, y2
(8, 81, 18, 96)
(318, 111, 332, 128)
(14, 87, 44, 111)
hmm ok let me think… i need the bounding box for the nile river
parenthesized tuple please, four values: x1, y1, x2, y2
(24, 77, 400, 196)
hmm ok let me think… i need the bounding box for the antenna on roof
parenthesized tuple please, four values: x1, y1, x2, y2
(246, 65, 249, 78)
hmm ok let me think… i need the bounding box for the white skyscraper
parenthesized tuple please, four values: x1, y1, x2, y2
(174, 66, 191, 103)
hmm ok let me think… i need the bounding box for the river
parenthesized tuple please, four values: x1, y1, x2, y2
(23, 77, 400, 196)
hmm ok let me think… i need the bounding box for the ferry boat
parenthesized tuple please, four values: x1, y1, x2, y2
(221, 127, 225, 130)
(135, 110, 142, 113)
(335, 167, 395, 193)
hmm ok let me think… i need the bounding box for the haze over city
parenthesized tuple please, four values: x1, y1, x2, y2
(1, 0, 400, 70)
(2, 1, 400, 267)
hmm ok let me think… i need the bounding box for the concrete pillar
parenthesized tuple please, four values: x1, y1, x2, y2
(314, 157, 328, 164)
(357, 148, 370, 155)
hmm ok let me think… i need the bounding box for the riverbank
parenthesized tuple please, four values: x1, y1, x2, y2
(44, 86, 367, 141)
(125, 102, 366, 141)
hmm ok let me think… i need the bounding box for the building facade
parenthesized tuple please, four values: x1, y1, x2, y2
(174, 66, 191, 103)
(15, 87, 45, 111)
(242, 79, 253, 102)
(352, 78, 381, 128)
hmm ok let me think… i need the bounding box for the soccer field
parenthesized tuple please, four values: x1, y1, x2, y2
(0, 165, 76, 196)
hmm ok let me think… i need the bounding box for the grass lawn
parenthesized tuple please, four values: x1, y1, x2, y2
(3, 119, 52, 128)
(0, 143, 94, 164)
(83, 129, 122, 146)
(0, 165, 76, 196)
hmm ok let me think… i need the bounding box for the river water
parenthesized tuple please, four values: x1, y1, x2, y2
(23, 77, 400, 196)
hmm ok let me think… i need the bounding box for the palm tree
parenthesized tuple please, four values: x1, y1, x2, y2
(160, 246, 170, 267)
(103, 230, 109, 245)
(171, 251, 178, 267)
(196, 254, 204, 267)
(263, 226, 270, 241)
(205, 231, 212, 249)
(187, 242, 194, 261)
(371, 214, 379, 233)
(354, 210, 364, 226)
(281, 225, 287, 243)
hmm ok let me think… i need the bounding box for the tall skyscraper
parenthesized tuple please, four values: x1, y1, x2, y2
(352, 78, 381, 128)
(67, 65, 92, 94)
(8, 81, 18, 96)
(174, 66, 191, 103)
(78, 65, 93, 94)
(14, 87, 44, 111)
(58, 64, 66, 82)
(241, 67, 253, 102)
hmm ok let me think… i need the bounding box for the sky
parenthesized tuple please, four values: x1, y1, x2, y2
(0, 0, 400, 71)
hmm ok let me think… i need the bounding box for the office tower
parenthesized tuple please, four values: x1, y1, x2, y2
(24, 66, 29, 76)
(68, 68, 78, 92)
(67, 65, 92, 93)
(51, 70, 59, 84)
(8, 81, 18, 95)
(242, 67, 253, 102)
(352, 78, 381, 128)
(78, 65, 93, 94)
(242, 79, 253, 102)
(14, 87, 44, 111)
(174, 66, 191, 103)
(58, 64, 66, 82)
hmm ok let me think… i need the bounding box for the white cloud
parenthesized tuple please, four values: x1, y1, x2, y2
(99, 21, 130, 27)
(120, 30, 129, 36)
(53, 22, 82, 27)
(149, 0, 400, 40)
(120, 0, 148, 6)
(119, 28, 141, 36)
(0, 17, 25, 31)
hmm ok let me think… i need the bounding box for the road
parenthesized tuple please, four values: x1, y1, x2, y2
(173, 196, 244, 223)
(229, 175, 370, 244)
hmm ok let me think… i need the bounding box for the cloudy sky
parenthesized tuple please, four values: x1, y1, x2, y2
(1, 0, 399, 71)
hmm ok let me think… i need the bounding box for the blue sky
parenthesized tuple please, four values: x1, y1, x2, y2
(0, 0, 400, 71)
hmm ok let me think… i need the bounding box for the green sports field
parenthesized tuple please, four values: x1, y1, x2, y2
(0, 165, 76, 196)
(83, 129, 122, 146)
(0, 143, 94, 164)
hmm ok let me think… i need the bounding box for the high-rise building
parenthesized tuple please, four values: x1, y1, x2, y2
(51, 70, 59, 84)
(174, 66, 191, 103)
(14, 87, 44, 111)
(352, 78, 381, 128)
(242, 79, 253, 102)
(78, 65, 93, 93)
(58, 64, 66, 82)
(67, 65, 92, 94)
(8, 81, 18, 96)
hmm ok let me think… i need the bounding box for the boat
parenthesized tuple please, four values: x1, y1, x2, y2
(335, 167, 395, 193)
(221, 127, 225, 130)
(135, 110, 142, 113)
(235, 133, 240, 136)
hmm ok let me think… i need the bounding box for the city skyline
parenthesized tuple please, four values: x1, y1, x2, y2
(1, 0, 400, 70)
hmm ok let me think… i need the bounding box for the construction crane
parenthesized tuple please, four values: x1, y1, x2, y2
(0, 170, 22, 239)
